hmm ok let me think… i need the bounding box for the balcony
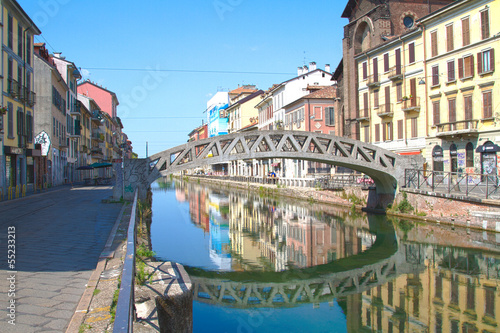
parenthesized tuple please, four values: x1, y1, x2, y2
(436, 119, 479, 139)
(92, 133, 104, 142)
(387, 66, 403, 81)
(366, 74, 380, 88)
(59, 138, 69, 148)
(356, 109, 370, 122)
(401, 97, 421, 112)
(91, 148, 104, 159)
(7, 79, 20, 98)
(377, 104, 393, 118)
(27, 91, 36, 107)
(68, 131, 80, 138)
(70, 103, 80, 116)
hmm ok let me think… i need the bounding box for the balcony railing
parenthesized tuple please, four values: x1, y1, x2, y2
(387, 66, 403, 80)
(366, 74, 380, 88)
(377, 103, 393, 117)
(7, 79, 20, 98)
(436, 119, 479, 138)
(401, 97, 420, 112)
(356, 109, 370, 122)
(405, 169, 500, 200)
(27, 91, 36, 107)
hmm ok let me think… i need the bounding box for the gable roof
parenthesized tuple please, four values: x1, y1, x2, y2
(283, 85, 336, 110)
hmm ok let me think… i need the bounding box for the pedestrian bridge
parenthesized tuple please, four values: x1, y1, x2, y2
(119, 131, 423, 201)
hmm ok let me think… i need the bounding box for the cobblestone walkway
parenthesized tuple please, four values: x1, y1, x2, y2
(0, 185, 123, 333)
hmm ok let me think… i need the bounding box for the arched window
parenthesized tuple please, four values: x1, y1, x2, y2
(466, 142, 474, 168)
(354, 22, 371, 54)
(432, 145, 443, 172)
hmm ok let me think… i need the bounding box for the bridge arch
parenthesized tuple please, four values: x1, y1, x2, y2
(120, 131, 422, 201)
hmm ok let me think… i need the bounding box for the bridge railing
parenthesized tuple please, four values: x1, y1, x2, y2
(113, 188, 138, 333)
(404, 169, 500, 200)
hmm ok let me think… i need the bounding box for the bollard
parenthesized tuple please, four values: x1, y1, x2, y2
(22, 184, 26, 197)
(8, 186, 12, 200)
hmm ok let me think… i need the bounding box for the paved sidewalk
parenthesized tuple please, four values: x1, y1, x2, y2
(0, 185, 123, 333)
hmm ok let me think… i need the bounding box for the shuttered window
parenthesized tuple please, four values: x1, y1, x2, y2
(481, 9, 490, 40)
(478, 49, 495, 74)
(464, 95, 473, 121)
(397, 119, 403, 140)
(7, 15, 12, 49)
(363, 92, 368, 117)
(448, 98, 456, 123)
(432, 66, 439, 86)
(458, 55, 474, 79)
(373, 90, 379, 108)
(430, 31, 438, 57)
(382, 123, 386, 141)
(395, 48, 401, 74)
(462, 17, 470, 46)
(385, 86, 390, 110)
(446, 24, 454, 52)
(447, 60, 455, 82)
(373, 58, 378, 82)
(375, 124, 380, 142)
(363, 125, 369, 142)
(396, 83, 402, 101)
(483, 91, 492, 118)
(411, 118, 417, 138)
(384, 53, 389, 72)
(362, 62, 367, 80)
(386, 122, 393, 141)
(433, 101, 440, 125)
(409, 42, 415, 63)
(7, 102, 13, 138)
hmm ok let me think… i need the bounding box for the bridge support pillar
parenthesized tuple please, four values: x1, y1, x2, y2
(366, 188, 395, 209)
(116, 159, 151, 201)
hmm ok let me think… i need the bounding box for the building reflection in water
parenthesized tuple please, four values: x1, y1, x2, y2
(172, 179, 376, 273)
(162, 179, 500, 332)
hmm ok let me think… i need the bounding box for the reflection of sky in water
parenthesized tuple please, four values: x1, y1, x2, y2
(193, 301, 347, 333)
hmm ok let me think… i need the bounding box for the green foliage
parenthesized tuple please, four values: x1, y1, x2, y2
(136, 261, 149, 285)
(136, 244, 156, 258)
(393, 192, 414, 214)
(93, 288, 101, 296)
(79, 324, 92, 333)
(110, 278, 121, 323)
(416, 211, 427, 216)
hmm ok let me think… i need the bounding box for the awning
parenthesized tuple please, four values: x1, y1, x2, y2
(476, 143, 500, 153)
(90, 162, 113, 168)
(398, 151, 421, 156)
(76, 165, 93, 170)
(271, 162, 281, 167)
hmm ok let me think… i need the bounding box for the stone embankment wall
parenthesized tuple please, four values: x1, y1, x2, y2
(185, 176, 500, 233)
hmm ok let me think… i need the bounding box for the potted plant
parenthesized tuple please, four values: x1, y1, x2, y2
(0, 106, 7, 115)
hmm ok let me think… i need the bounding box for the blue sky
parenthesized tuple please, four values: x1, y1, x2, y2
(19, 0, 347, 158)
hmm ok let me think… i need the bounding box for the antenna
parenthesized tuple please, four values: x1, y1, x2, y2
(303, 51, 306, 65)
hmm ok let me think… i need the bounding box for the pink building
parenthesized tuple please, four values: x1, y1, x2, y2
(77, 80, 119, 118)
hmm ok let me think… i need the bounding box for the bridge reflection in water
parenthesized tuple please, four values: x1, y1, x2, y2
(152, 179, 500, 332)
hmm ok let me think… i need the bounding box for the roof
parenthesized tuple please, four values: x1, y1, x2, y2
(229, 85, 257, 95)
(78, 80, 119, 103)
(226, 90, 264, 110)
(418, 0, 468, 23)
(282, 86, 336, 110)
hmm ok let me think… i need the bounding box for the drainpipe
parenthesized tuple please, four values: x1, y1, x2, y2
(420, 24, 430, 138)
(23, 26, 30, 187)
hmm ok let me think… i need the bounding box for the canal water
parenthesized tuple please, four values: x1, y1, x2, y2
(151, 179, 500, 333)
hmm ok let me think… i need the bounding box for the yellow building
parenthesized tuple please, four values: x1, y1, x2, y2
(355, 27, 427, 156)
(420, 0, 499, 175)
(2, 0, 41, 191)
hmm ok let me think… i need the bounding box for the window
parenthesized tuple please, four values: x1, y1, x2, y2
(462, 17, 470, 46)
(325, 107, 334, 126)
(385, 86, 390, 110)
(7, 103, 13, 138)
(433, 101, 440, 125)
(395, 48, 402, 74)
(26, 112, 33, 143)
(448, 98, 456, 123)
(363, 92, 368, 116)
(481, 9, 490, 40)
(375, 124, 380, 142)
(384, 122, 393, 141)
(458, 55, 474, 79)
(447, 60, 456, 82)
(396, 83, 402, 101)
(446, 24, 454, 52)
(26, 34, 31, 65)
(483, 90, 492, 118)
(398, 119, 403, 139)
(409, 42, 415, 63)
(384, 53, 389, 72)
(363, 125, 369, 142)
(430, 31, 438, 57)
(478, 49, 495, 74)
(432, 65, 439, 86)
(373, 57, 378, 82)
(362, 62, 367, 80)
(18, 24, 22, 57)
(403, 16, 414, 28)
(466, 142, 474, 168)
(7, 15, 13, 50)
(464, 95, 473, 121)
(411, 118, 417, 138)
(373, 90, 379, 108)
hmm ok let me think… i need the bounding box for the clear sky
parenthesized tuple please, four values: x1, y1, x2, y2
(18, 0, 347, 158)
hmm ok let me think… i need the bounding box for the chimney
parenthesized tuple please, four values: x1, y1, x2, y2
(297, 67, 303, 76)
(303, 65, 309, 73)
(53, 52, 62, 58)
(325, 64, 331, 73)
(309, 62, 317, 71)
